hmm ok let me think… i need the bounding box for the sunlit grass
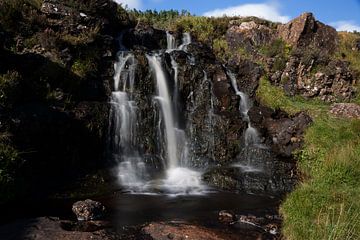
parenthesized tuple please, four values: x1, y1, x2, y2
(257, 77, 360, 239)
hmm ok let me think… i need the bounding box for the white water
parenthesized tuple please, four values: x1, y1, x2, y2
(228, 71, 260, 146)
(178, 32, 192, 51)
(228, 71, 263, 172)
(111, 34, 206, 195)
(146, 54, 207, 195)
(147, 55, 179, 169)
(166, 31, 177, 51)
(110, 52, 149, 190)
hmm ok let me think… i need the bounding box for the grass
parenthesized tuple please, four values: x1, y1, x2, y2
(257, 77, 360, 239)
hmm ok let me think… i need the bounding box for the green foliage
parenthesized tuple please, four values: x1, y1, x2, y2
(336, 32, 360, 73)
(61, 26, 100, 46)
(71, 58, 97, 78)
(212, 38, 230, 61)
(128, 9, 191, 29)
(335, 32, 360, 105)
(258, 77, 360, 239)
(260, 39, 291, 71)
(256, 76, 328, 115)
(0, 71, 21, 108)
(0, 136, 22, 203)
(0, 0, 45, 36)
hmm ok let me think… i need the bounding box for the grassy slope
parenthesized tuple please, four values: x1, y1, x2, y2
(257, 76, 360, 239)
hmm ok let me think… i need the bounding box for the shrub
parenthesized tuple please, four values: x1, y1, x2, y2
(0, 71, 21, 108)
(0, 139, 22, 203)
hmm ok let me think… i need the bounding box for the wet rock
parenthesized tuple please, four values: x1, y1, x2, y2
(277, 12, 338, 54)
(124, 23, 167, 50)
(227, 60, 263, 97)
(203, 146, 297, 195)
(0, 217, 116, 240)
(72, 199, 106, 221)
(218, 210, 236, 224)
(249, 105, 311, 157)
(234, 214, 281, 236)
(330, 103, 360, 119)
(142, 222, 242, 240)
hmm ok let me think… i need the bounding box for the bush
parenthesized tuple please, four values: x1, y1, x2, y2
(0, 138, 22, 203)
(0, 71, 21, 108)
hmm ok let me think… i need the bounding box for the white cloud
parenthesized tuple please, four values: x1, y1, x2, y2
(330, 21, 360, 32)
(114, 0, 142, 9)
(203, 2, 290, 23)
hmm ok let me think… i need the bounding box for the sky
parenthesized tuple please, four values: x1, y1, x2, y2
(114, 0, 360, 32)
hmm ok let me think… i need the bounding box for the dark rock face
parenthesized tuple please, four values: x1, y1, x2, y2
(72, 199, 106, 221)
(249, 107, 312, 157)
(203, 146, 297, 195)
(277, 12, 338, 54)
(123, 23, 167, 50)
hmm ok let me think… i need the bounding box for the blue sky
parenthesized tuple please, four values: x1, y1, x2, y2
(115, 0, 360, 31)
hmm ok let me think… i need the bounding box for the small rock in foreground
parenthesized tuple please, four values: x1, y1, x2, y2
(72, 199, 106, 221)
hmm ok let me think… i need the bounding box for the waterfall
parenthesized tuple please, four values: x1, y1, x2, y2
(228, 71, 260, 146)
(147, 55, 179, 169)
(166, 32, 192, 52)
(179, 32, 192, 51)
(110, 52, 149, 190)
(228, 71, 263, 172)
(147, 54, 206, 195)
(109, 32, 206, 195)
(166, 31, 176, 51)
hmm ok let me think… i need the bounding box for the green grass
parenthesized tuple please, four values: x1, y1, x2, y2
(257, 77, 360, 239)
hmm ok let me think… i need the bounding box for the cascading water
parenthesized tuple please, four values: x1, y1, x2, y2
(166, 31, 177, 51)
(147, 54, 206, 195)
(109, 31, 206, 195)
(179, 32, 192, 51)
(110, 52, 148, 190)
(228, 71, 262, 172)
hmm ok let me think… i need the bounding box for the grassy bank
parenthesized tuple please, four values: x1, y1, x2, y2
(257, 77, 360, 239)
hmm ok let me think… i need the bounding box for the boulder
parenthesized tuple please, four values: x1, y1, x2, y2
(72, 199, 106, 221)
(226, 19, 276, 51)
(218, 210, 236, 224)
(277, 12, 338, 54)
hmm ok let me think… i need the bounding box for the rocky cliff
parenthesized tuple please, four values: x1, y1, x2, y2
(1, 1, 359, 201)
